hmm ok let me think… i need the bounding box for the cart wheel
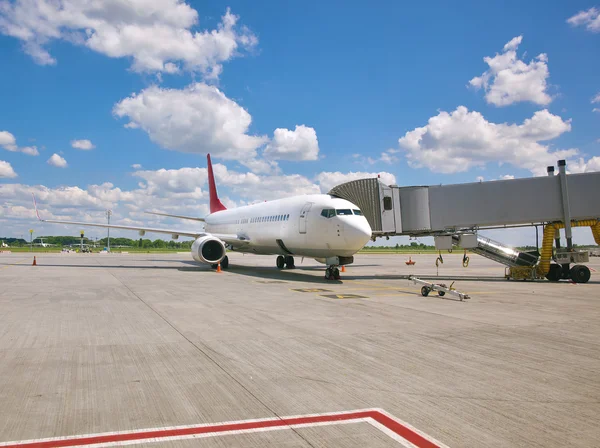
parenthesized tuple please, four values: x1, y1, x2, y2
(421, 286, 430, 297)
(438, 291, 445, 297)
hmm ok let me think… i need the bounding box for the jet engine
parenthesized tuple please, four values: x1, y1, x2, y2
(191, 236, 226, 264)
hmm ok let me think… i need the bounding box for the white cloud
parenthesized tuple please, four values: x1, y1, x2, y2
(592, 92, 600, 112)
(212, 164, 320, 201)
(0, 179, 211, 239)
(71, 139, 95, 150)
(315, 171, 397, 193)
(567, 7, 600, 33)
(500, 174, 515, 180)
(47, 153, 67, 168)
(0, 2, 256, 78)
(0, 160, 17, 178)
(397, 106, 589, 176)
(351, 150, 400, 166)
(133, 167, 207, 196)
(503, 35, 523, 51)
(0, 130, 39, 155)
(114, 83, 268, 162)
(476, 176, 484, 182)
(238, 158, 280, 175)
(0, 131, 16, 149)
(469, 36, 552, 106)
(568, 157, 600, 173)
(131, 164, 142, 169)
(20, 146, 39, 156)
(264, 125, 319, 161)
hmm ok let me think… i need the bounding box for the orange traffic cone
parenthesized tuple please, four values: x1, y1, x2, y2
(32, 256, 37, 266)
(341, 265, 346, 272)
(216, 263, 222, 273)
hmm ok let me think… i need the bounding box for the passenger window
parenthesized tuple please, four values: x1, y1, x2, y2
(336, 209, 353, 216)
(353, 209, 363, 216)
(383, 197, 392, 210)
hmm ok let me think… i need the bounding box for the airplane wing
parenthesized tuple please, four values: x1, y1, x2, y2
(144, 211, 205, 222)
(32, 194, 249, 246)
(41, 218, 250, 247)
(40, 218, 203, 238)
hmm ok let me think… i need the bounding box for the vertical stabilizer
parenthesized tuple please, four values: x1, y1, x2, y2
(207, 154, 227, 214)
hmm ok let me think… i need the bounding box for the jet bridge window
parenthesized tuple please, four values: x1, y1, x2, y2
(321, 209, 335, 218)
(383, 196, 392, 210)
(336, 209, 353, 216)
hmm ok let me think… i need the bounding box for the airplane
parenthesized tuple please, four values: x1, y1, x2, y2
(33, 154, 372, 280)
(32, 238, 56, 247)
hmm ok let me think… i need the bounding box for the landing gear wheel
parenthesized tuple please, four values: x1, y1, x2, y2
(421, 286, 430, 297)
(546, 264, 562, 282)
(324, 267, 331, 280)
(438, 291, 445, 297)
(570, 264, 591, 283)
(221, 256, 229, 270)
(276, 255, 285, 269)
(333, 267, 340, 280)
(285, 256, 295, 269)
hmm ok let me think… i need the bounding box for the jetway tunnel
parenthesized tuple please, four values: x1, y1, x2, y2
(329, 161, 600, 282)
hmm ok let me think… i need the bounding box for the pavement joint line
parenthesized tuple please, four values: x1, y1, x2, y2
(100, 263, 319, 448)
(0, 259, 30, 269)
(0, 409, 448, 448)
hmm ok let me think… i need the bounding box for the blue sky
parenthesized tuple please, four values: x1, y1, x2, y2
(0, 1, 599, 245)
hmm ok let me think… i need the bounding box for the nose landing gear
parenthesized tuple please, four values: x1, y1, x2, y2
(324, 266, 341, 280)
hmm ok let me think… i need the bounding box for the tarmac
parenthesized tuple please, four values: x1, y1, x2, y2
(0, 252, 599, 447)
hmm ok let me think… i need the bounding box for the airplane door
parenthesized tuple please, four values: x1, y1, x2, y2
(298, 202, 312, 234)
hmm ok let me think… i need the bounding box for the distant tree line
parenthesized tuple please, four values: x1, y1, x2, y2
(0, 236, 194, 249)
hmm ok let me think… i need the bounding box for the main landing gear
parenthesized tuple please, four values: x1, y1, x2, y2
(211, 255, 229, 270)
(276, 255, 295, 269)
(324, 266, 340, 280)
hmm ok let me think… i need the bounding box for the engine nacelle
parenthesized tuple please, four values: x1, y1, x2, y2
(191, 236, 226, 264)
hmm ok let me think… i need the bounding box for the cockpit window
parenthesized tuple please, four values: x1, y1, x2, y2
(320, 209, 335, 218)
(336, 209, 353, 216)
(353, 209, 363, 216)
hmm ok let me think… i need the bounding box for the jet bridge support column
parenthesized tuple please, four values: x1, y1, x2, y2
(558, 160, 573, 250)
(547, 166, 561, 249)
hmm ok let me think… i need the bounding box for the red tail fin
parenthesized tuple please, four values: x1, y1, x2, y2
(207, 154, 227, 214)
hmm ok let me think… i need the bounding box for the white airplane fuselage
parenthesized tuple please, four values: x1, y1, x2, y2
(204, 194, 371, 258)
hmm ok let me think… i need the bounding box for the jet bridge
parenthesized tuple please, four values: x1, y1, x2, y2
(329, 160, 600, 282)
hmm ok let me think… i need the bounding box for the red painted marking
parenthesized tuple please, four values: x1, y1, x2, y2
(589, 267, 597, 272)
(1, 410, 442, 448)
(372, 412, 439, 448)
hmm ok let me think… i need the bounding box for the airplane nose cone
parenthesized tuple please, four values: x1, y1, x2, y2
(344, 218, 372, 249)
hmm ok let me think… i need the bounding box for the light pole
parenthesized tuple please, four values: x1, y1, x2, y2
(80, 230, 84, 252)
(29, 229, 33, 252)
(106, 210, 112, 252)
